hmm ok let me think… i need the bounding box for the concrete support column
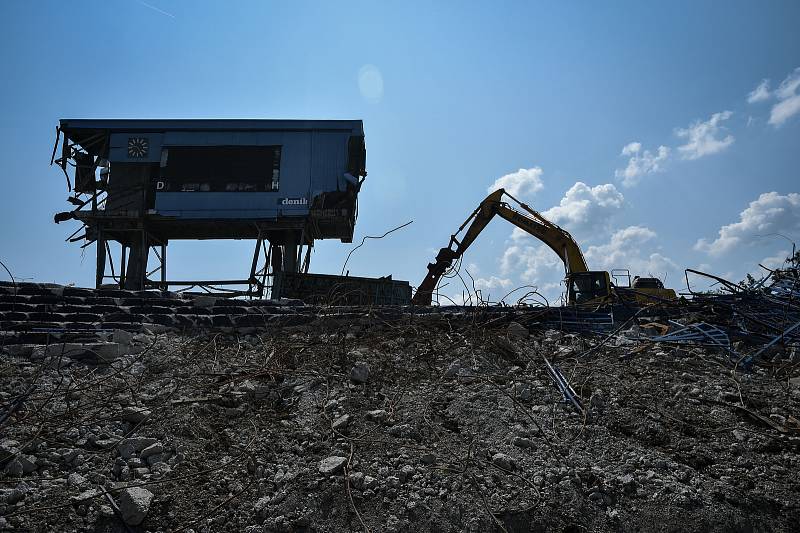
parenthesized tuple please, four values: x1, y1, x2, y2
(270, 244, 283, 273)
(124, 238, 149, 290)
(283, 232, 298, 273)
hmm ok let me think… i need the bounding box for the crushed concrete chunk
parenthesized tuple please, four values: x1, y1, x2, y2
(511, 436, 534, 448)
(350, 361, 370, 384)
(140, 442, 164, 460)
(507, 322, 529, 340)
(348, 471, 365, 489)
(318, 456, 348, 476)
(117, 437, 157, 460)
(67, 472, 87, 487)
(5, 455, 36, 476)
(492, 453, 515, 471)
(332, 414, 350, 431)
(366, 409, 388, 422)
(118, 486, 153, 526)
(121, 406, 151, 424)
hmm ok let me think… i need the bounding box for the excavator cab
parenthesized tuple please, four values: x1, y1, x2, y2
(566, 271, 612, 304)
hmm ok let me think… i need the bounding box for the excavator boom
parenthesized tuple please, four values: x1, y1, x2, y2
(412, 189, 589, 305)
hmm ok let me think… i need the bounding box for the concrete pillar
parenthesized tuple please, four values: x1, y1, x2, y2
(271, 244, 283, 273)
(283, 232, 298, 273)
(124, 239, 149, 290)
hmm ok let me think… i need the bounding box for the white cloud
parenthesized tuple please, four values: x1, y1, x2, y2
(760, 250, 791, 270)
(463, 262, 513, 292)
(676, 111, 735, 160)
(614, 142, 670, 187)
(473, 276, 513, 290)
(499, 243, 567, 302)
(769, 67, 800, 127)
(541, 182, 625, 235)
(695, 192, 800, 256)
(747, 79, 771, 103)
(585, 225, 678, 278)
(621, 141, 641, 156)
(501, 243, 564, 278)
(464, 262, 481, 275)
(488, 167, 544, 197)
(509, 227, 531, 242)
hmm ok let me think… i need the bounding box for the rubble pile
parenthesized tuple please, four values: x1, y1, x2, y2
(2, 264, 800, 531)
(2, 308, 800, 532)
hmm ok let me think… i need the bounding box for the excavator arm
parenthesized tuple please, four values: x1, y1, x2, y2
(412, 188, 589, 305)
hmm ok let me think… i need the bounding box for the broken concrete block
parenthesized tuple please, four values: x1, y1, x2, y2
(491, 453, 515, 471)
(118, 487, 153, 526)
(121, 406, 151, 424)
(140, 442, 164, 460)
(117, 437, 158, 460)
(507, 322, 529, 340)
(350, 361, 370, 384)
(332, 414, 351, 431)
(318, 456, 348, 476)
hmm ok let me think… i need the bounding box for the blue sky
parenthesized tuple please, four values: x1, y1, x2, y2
(1, 1, 798, 301)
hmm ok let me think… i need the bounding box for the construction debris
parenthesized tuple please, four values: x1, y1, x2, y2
(1, 264, 799, 531)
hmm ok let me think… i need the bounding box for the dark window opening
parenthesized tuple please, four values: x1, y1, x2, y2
(155, 145, 281, 193)
(569, 272, 609, 303)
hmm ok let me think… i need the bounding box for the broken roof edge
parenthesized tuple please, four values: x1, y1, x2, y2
(59, 118, 364, 135)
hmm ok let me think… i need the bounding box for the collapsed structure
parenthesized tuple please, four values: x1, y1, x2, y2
(52, 119, 368, 295)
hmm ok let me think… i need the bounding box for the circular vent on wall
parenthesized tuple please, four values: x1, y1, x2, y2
(127, 137, 149, 158)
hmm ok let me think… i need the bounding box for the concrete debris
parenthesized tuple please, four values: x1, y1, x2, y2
(419, 452, 436, 465)
(1, 274, 800, 531)
(348, 471, 365, 490)
(120, 406, 151, 424)
(398, 465, 415, 482)
(507, 321, 529, 340)
(318, 456, 348, 476)
(350, 361, 370, 384)
(117, 486, 153, 526)
(332, 414, 350, 432)
(443, 360, 461, 379)
(511, 381, 533, 402)
(362, 475, 378, 490)
(139, 442, 164, 460)
(4, 455, 36, 476)
(365, 409, 389, 422)
(511, 436, 534, 449)
(67, 472, 86, 487)
(491, 452, 516, 471)
(117, 437, 158, 460)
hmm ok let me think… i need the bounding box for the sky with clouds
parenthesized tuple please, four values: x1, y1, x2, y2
(0, 1, 798, 303)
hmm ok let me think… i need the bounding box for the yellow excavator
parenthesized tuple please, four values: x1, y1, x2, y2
(412, 188, 677, 306)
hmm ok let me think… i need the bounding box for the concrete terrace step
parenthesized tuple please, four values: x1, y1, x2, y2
(0, 282, 323, 349)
